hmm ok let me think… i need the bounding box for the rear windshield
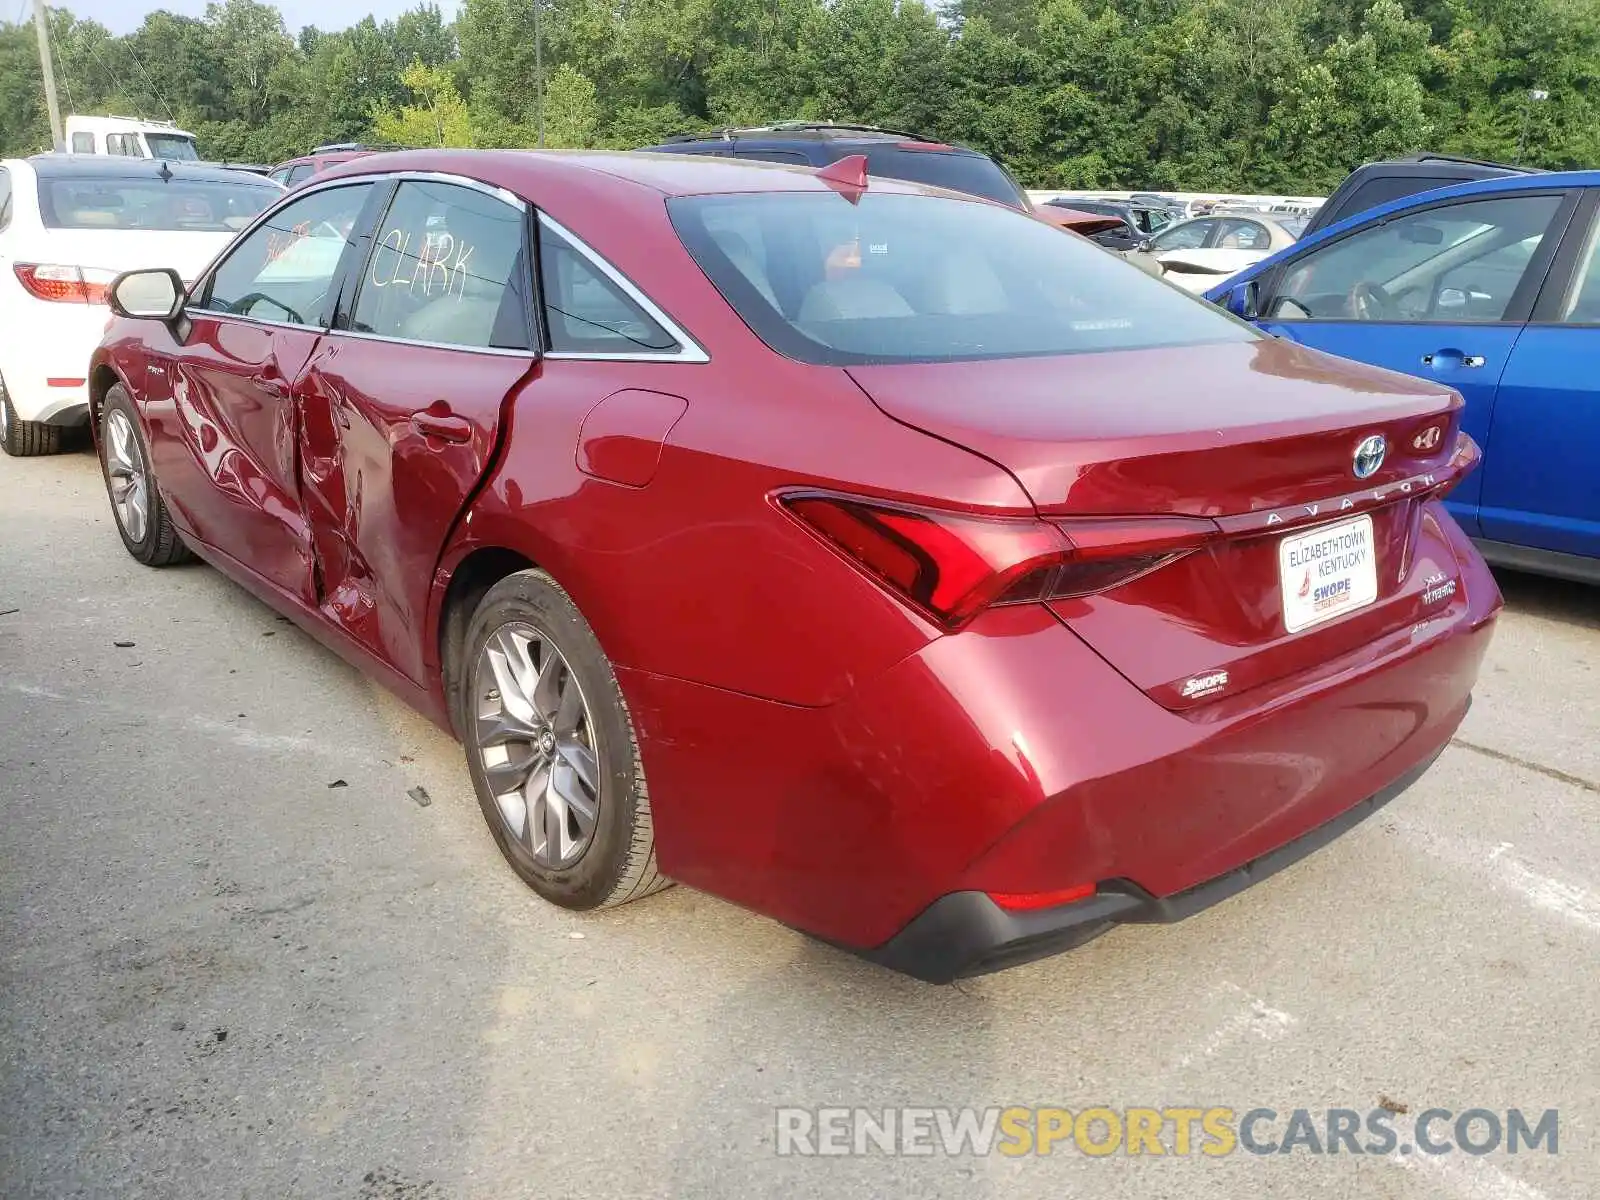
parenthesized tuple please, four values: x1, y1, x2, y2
(861, 148, 1028, 209)
(669, 192, 1254, 366)
(39, 176, 278, 231)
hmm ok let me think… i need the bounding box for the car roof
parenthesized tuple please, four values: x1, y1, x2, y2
(656, 123, 956, 145)
(1203, 170, 1600, 298)
(23, 154, 274, 185)
(1285, 169, 1599, 244)
(317, 147, 982, 203)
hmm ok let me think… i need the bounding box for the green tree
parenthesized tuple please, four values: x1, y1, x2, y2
(372, 58, 474, 146)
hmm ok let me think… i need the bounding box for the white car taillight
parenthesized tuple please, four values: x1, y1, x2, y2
(14, 263, 118, 305)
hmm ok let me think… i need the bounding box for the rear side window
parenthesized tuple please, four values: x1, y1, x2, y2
(71, 132, 95, 154)
(0, 167, 11, 230)
(1338, 176, 1461, 224)
(38, 176, 279, 231)
(350, 179, 532, 351)
(538, 218, 682, 356)
(859, 148, 1027, 209)
(671, 192, 1255, 366)
(1215, 219, 1271, 250)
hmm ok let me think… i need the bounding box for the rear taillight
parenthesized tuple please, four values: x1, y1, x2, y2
(782, 493, 1214, 630)
(14, 263, 115, 304)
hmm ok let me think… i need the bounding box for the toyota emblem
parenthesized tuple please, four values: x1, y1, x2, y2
(1352, 434, 1387, 479)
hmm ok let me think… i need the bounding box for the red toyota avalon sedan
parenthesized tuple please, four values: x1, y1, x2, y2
(89, 150, 1500, 982)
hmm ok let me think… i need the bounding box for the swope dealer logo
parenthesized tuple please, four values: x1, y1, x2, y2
(1180, 670, 1229, 699)
(1314, 577, 1352, 612)
(774, 1106, 1560, 1158)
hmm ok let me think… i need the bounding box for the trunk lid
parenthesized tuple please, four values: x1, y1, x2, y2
(38, 228, 234, 284)
(847, 338, 1469, 709)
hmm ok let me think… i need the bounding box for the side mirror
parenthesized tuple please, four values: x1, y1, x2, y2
(108, 268, 185, 321)
(1136, 237, 1154, 253)
(1224, 279, 1261, 320)
(1437, 287, 1468, 310)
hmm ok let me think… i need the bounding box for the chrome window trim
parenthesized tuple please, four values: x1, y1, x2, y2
(181, 307, 539, 360)
(182, 306, 309, 334)
(537, 212, 710, 364)
(326, 326, 537, 359)
(291, 169, 528, 214)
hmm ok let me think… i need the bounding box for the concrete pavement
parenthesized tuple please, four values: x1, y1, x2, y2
(2, 447, 1595, 1199)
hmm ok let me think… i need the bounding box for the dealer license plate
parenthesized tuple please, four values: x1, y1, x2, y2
(1279, 515, 1379, 633)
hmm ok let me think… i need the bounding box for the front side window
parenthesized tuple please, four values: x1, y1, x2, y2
(146, 134, 199, 161)
(1150, 219, 1212, 251)
(539, 219, 680, 355)
(201, 183, 372, 326)
(670, 192, 1256, 366)
(287, 163, 315, 186)
(1269, 194, 1563, 322)
(350, 180, 531, 351)
(38, 175, 278, 231)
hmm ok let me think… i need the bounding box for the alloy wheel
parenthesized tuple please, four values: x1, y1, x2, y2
(473, 623, 602, 868)
(104, 409, 149, 544)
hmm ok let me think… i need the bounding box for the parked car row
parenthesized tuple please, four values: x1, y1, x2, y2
(1210, 167, 1600, 583)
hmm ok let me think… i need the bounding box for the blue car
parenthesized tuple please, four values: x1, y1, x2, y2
(1207, 171, 1600, 584)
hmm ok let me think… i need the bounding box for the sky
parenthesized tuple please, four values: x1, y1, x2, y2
(52, 0, 461, 36)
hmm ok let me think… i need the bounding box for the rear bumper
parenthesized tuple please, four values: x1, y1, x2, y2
(857, 745, 1444, 983)
(0, 303, 104, 424)
(619, 503, 1500, 967)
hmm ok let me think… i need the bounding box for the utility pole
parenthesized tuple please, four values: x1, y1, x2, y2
(33, 0, 64, 151)
(532, 0, 545, 148)
(1517, 88, 1549, 166)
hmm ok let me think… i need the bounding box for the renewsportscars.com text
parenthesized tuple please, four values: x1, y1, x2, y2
(774, 1106, 1559, 1158)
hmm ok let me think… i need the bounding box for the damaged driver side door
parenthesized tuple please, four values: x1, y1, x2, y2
(295, 175, 538, 685)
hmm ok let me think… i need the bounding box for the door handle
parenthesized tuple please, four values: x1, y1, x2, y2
(411, 408, 473, 443)
(1422, 352, 1486, 368)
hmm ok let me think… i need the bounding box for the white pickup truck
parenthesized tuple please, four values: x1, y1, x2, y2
(64, 115, 200, 161)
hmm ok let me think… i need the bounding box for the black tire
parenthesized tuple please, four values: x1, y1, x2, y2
(459, 569, 669, 910)
(0, 374, 65, 457)
(98, 385, 193, 567)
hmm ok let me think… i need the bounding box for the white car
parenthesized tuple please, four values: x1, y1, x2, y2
(1142, 213, 1307, 293)
(0, 155, 281, 455)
